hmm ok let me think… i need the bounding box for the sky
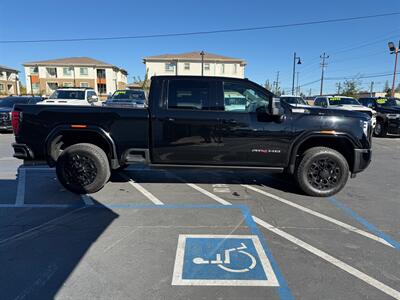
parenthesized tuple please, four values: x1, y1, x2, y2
(1, 0, 399, 95)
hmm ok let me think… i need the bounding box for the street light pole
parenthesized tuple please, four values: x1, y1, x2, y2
(292, 52, 301, 95)
(388, 41, 399, 97)
(200, 51, 205, 76)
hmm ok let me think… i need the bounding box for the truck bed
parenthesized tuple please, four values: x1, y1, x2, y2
(13, 104, 150, 162)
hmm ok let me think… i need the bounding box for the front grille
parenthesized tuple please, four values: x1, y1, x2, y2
(0, 113, 10, 121)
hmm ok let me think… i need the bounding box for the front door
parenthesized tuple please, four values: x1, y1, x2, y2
(151, 78, 222, 165)
(215, 80, 291, 167)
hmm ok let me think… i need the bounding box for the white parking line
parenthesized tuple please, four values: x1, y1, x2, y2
(241, 185, 393, 248)
(253, 217, 400, 300)
(186, 183, 400, 299)
(120, 172, 164, 205)
(186, 183, 231, 205)
(15, 168, 26, 206)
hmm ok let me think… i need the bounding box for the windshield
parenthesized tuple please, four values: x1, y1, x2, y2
(328, 97, 360, 105)
(49, 90, 85, 100)
(376, 98, 400, 107)
(112, 90, 146, 100)
(280, 96, 307, 105)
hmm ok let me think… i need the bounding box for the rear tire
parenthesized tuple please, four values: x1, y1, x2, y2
(373, 120, 387, 137)
(295, 147, 349, 197)
(56, 143, 110, 194)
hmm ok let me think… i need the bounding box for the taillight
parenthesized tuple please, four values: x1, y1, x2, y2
(12, 111, 21, 135)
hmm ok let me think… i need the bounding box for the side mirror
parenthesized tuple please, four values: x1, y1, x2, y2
(270, 97, 284, 116)
(367, 103, 373, 108)
(88, 95, 98, 103)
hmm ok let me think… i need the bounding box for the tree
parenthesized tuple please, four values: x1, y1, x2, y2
(264, 80, 273, 91)
(341, 79, 361, 98)
(19, 84, 26, 95)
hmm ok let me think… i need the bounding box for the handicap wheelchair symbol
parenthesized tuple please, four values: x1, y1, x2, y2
(192, 242, 256, 273)
(172, 234, 280, 286)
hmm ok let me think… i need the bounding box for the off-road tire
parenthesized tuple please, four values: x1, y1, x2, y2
(295, 147, 349, 197)
(56, 143, 110, 194)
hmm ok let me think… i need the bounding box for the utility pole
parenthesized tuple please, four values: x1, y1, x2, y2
(296, 71, 300, 96)
(388, 41, 399, 97)
(309, 88, 312, 97)
(320, 52, 329, 96)
(336, 82, 341, 95)
(200, 51, 205, 76)
(292, 52, 301, 95)
(274, 71, 280, 94)
(370, 81, 374, 97)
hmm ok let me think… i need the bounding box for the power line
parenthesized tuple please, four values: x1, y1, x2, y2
(1, 12, 399, 44)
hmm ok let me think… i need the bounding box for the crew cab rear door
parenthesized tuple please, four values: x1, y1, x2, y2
(151, 78, 222, 165)
(213, 79, 291, 167)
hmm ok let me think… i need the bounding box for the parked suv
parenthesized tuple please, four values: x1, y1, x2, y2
(0, 96, 43, 131)
(314, 96, 376, 127)
(37, 87, 99, 106)
(358, 97, 400, 137)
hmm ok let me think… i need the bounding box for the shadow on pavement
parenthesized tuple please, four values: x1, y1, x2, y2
(0, 195, 119, 300)
(111, 167, 303, 195)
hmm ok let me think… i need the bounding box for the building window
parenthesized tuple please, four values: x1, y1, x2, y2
(97, 69, 106, 79)
(0, 84, 4, 92)
(204, 63, 210, 71)
(46, 67, 57, 77)
(30, 67, 38, 74)
(32, 83, 40, 93)
(165, 63, 175, 72)
(63, 67, 72, 76)
(80, 82, 89, 88)
(63, 82, 73, 87)
(233, 64, 238, 74)
(97, 84, 107, 94)
(80, 68, 88, 76)
(184, 63, 190, 70)
(221, 64, 225, 74)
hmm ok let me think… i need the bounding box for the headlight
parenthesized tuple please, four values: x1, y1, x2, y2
(387, 114, 400, 119)
(360, 120, 369, 136)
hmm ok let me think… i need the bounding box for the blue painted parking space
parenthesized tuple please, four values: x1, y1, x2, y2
(172, 234, 279, 286)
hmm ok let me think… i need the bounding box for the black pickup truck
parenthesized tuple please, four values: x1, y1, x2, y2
(12, 76, 372, 197)
(358, 97, 400, 137)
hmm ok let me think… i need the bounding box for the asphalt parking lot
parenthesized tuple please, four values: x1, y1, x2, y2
(0, 133, 399, 300)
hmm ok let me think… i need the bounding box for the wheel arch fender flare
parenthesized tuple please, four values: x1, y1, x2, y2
(44, 125, 119, 168)
(287, 132, 358, 174)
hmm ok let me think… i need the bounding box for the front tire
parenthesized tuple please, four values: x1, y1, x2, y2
(56, 143, 110, 194)
(373, 120, 387, 137)
(295, 147, 349, 197)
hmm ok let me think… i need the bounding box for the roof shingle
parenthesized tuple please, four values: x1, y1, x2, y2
(143, 51, 245, 64)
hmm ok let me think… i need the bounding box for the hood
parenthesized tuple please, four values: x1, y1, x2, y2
(0, 107, 12, 113)
(293, 106, 370, 120)
(331, 104, 372, 112)
(378, 106, 400, 113)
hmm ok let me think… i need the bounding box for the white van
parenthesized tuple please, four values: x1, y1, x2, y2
(37, 88, 99, 106)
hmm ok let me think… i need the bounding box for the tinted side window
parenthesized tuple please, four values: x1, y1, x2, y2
(168, 80, 210, 110)
(223, 81, 268, 113)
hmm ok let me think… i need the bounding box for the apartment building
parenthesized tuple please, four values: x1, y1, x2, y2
(0, 65, 20, 96)
(143, 51, 246, 79)
(23, 57, 128, 97)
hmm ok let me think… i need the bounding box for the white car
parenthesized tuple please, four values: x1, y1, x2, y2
(37, 88, 99, 106)
(314, 96, 377, 127)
